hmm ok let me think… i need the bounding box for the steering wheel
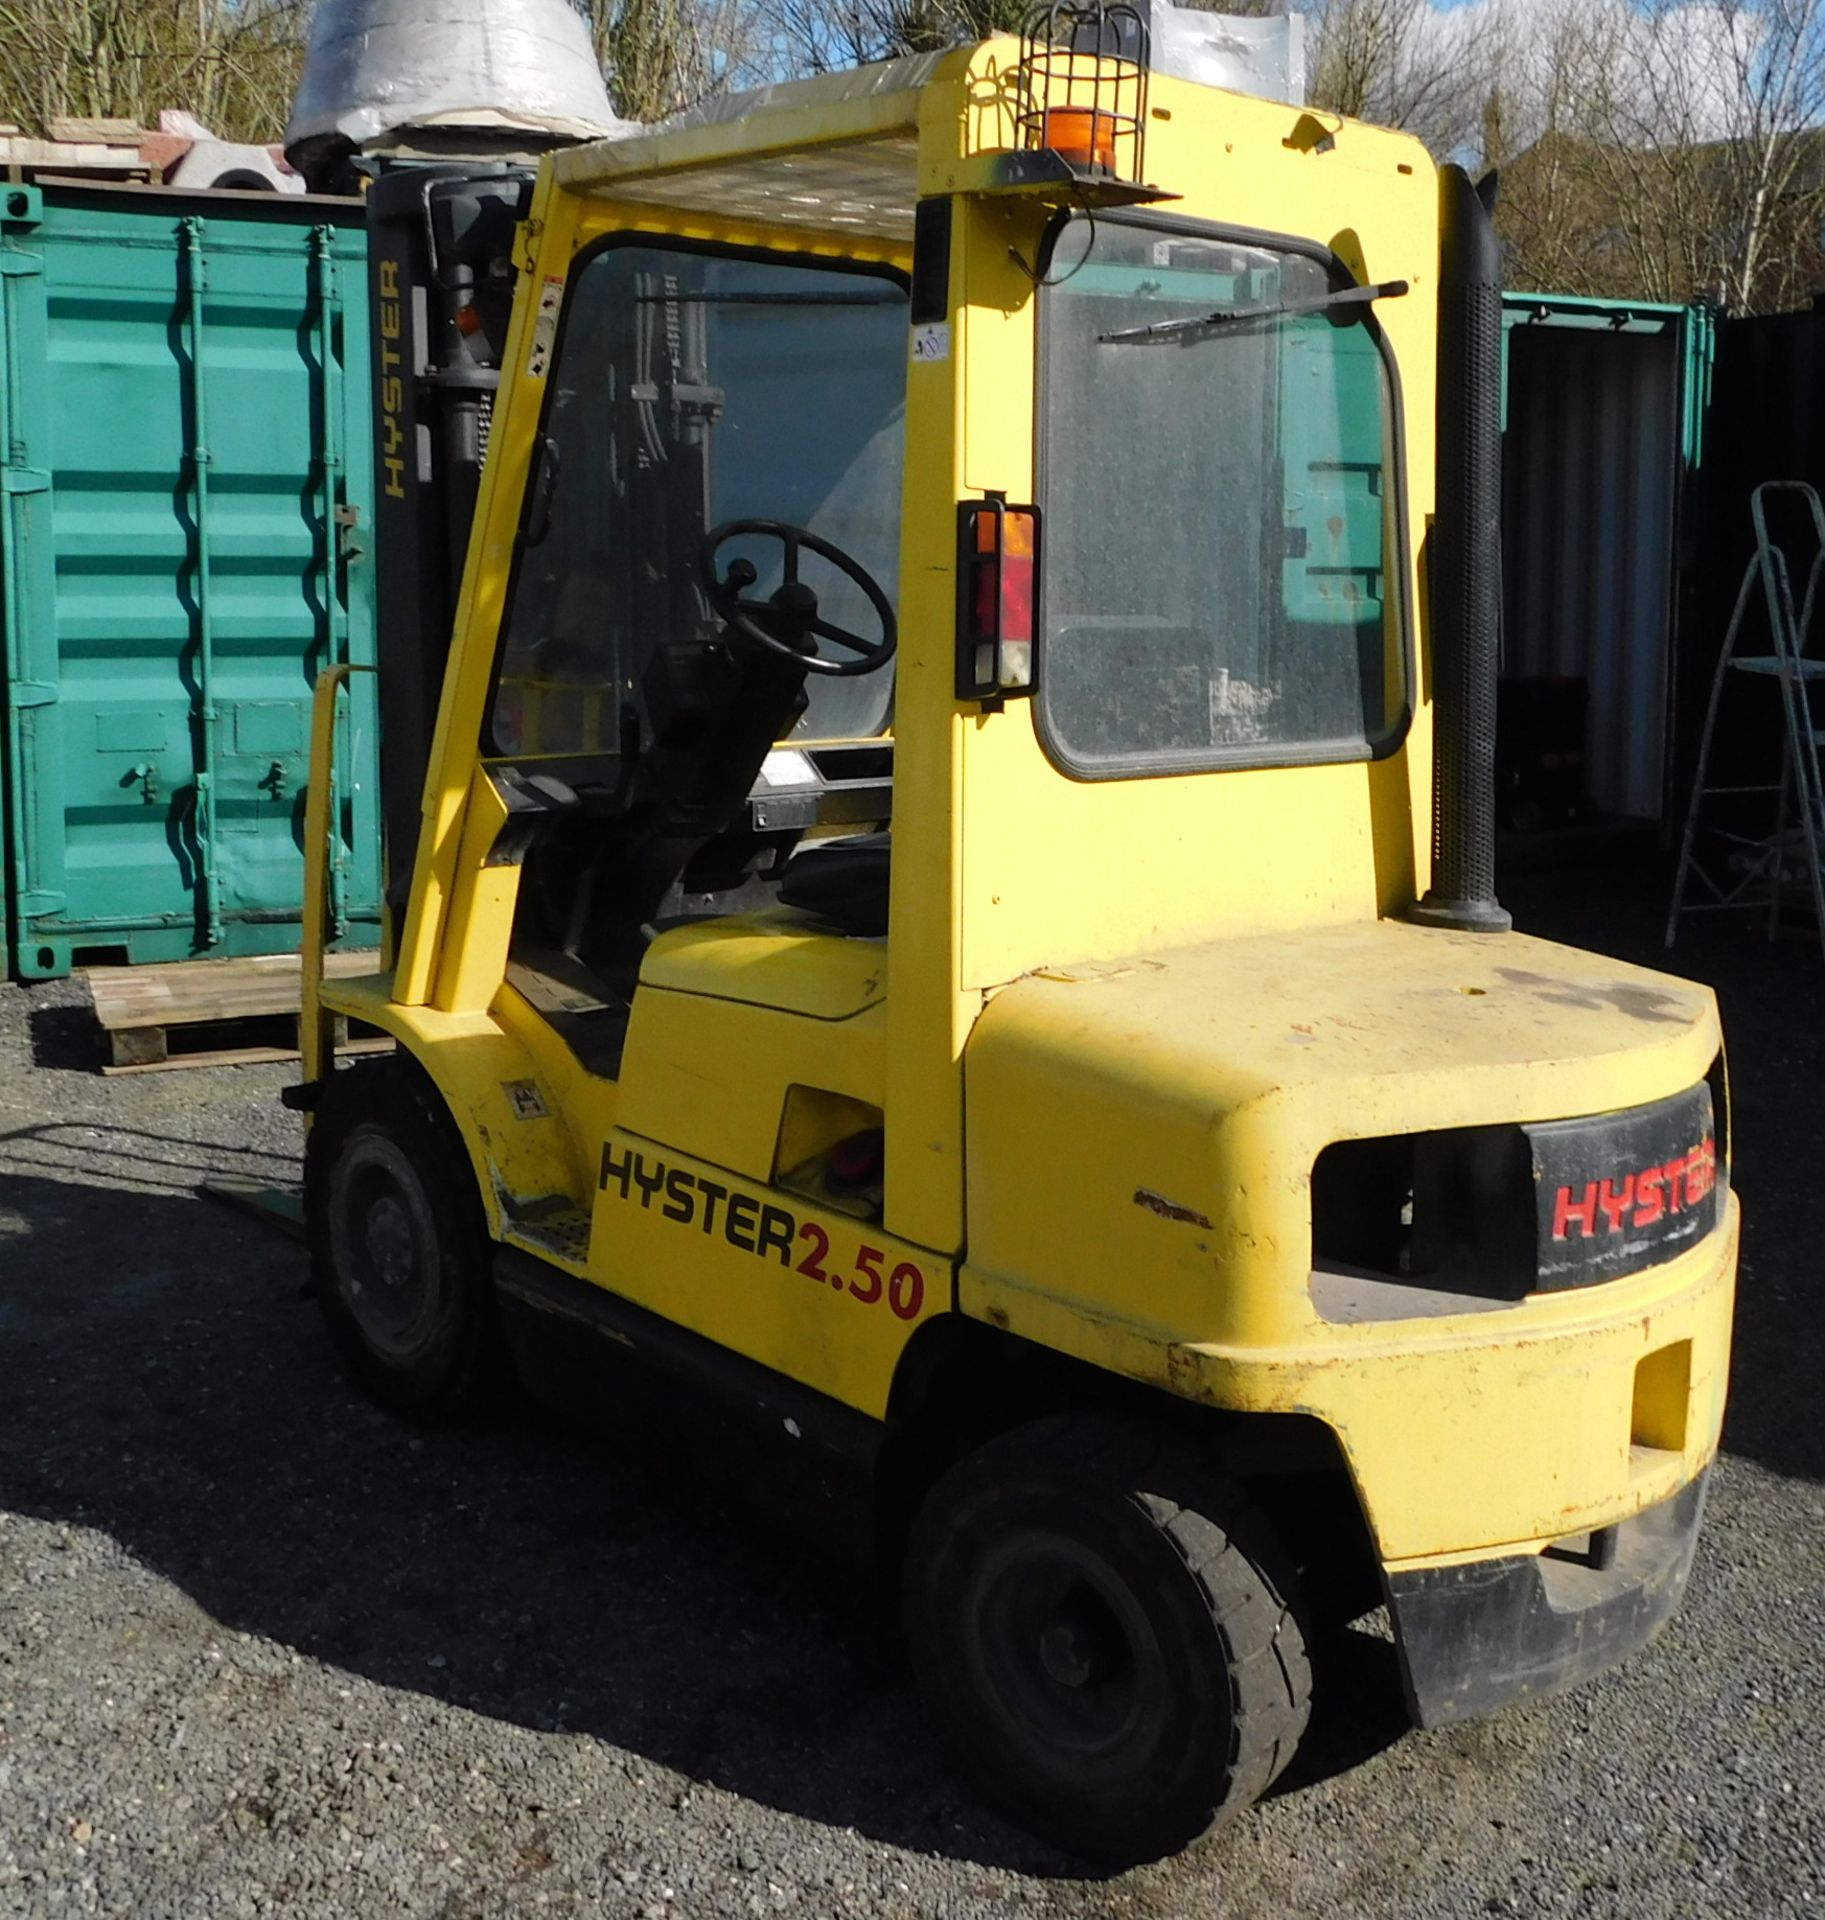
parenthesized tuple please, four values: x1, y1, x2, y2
(700, 519, 897, 679)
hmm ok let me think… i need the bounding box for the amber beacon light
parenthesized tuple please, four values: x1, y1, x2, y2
(1017, 1, 1150, 184)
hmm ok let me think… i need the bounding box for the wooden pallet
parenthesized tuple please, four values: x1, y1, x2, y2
(84, 950, 393, 1074)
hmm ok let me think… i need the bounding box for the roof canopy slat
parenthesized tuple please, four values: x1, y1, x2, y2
(552, 50, 953, 243)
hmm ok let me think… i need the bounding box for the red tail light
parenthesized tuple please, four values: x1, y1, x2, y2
(957, 499, 1041, 701)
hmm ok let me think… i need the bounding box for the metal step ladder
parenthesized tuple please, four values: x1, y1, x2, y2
(1667, 481, 1825, 959)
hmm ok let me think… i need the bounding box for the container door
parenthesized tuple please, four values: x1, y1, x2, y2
(0, 187, 380, 980)
(0, 188, 67, 978)
(1499, 299, 1687, 827)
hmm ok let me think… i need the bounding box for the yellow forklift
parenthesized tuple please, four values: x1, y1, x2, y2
(292, 16, 1737, 1864)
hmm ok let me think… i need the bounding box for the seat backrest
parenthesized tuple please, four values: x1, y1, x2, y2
(778, 833, 892, 937)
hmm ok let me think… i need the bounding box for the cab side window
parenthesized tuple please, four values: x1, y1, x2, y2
(490, 244, 909, 761)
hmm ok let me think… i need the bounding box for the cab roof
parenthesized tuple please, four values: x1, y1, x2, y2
(545, 38, 1433, 254)
(550, 49, 958, 243)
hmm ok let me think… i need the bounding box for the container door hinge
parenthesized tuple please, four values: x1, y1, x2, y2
(0, 250, 43, 275)
(8, 679, 56, 707)
(1, 466, 50, 494)
(17, 890, 65, 917)
(334, 501, 366, 562)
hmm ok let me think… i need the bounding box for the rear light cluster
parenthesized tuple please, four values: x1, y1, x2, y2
(957, 499, 1040, 701)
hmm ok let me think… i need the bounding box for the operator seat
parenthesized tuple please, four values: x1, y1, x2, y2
(777, 831, 892, 937)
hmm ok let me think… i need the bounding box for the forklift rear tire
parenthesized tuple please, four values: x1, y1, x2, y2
(305, 1057, 503, 1421)
(904, 1413, 1311, 1864)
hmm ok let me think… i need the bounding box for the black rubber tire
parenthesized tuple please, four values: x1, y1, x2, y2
(904, 1413, 1312, 1865)
(304, 1055, 502, 1421)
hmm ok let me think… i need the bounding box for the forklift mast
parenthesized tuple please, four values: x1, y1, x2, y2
(365, 163, 532, 918)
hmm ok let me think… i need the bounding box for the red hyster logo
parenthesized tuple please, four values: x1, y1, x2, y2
(1551, 1138, 1717, 1242)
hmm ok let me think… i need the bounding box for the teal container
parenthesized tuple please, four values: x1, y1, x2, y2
(0, 182, 381, 980)
(1499, 291, 1715, 825)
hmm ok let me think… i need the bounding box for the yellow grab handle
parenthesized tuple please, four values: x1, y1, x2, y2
(301, 662, 378, 1092)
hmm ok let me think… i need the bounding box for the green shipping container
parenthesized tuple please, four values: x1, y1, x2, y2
(0, 181, 381, 980)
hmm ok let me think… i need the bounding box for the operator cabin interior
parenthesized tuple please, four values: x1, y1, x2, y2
(447, 52, 1399, 1111)
(488, 224, 911, 1054)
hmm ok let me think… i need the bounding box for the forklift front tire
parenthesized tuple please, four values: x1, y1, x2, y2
(305, 1059, 503, 1421)
(904, 1414, 1311, 1865)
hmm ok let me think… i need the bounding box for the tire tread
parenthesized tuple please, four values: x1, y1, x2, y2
(304, 1054, 502, 1421)
(905, 1410, 1313, 1862)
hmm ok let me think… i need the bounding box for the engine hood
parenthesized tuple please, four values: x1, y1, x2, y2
(979, 920, 1715, 1128)
(962, 920, 1721, 1349)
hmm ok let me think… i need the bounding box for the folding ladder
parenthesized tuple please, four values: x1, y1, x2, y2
(1667, 482, 1825, 959)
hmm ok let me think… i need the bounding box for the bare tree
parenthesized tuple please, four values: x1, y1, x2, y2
(1483, 5, 1607, 292)
(574, 0, 767, 120)
(1699, 0, 1825, 309)
(752, 0, 1024, 75)
(0, 0, 314, 141)
(1304, 0, 1494, 152)
(1492, 0, 1825, 312)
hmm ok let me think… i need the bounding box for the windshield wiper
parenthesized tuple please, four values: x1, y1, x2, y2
(1099, 278, 1410, 345)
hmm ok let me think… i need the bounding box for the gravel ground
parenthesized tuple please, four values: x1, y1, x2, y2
(1, 867, 1822, 1919)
